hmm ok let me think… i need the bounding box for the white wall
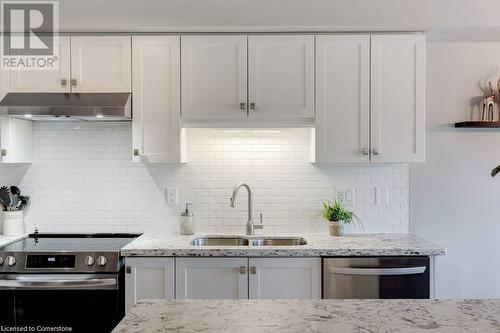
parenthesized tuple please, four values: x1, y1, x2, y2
(54, 0, 499, 36)
(411, 42, 500, 298)
(0, 123, 409, 235)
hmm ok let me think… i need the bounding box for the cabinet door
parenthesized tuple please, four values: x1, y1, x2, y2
(181, 36, 247, 119)
(9, 36, 71, 92)
(0, 60, 8, 101)
(176, 258, 248, 299)
(315, 35, 370, 163)
(70, 36, 131, 92)
(371, 35, 425, 162)
(248, 35, 314, 118)
(125, 258, 175, 313)
(0, 117, 32, 164)
(248, 258, 321, 299)
(132, 36, 181, 163)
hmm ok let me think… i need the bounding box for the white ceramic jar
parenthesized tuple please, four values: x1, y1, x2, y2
(2, 211, 24, 236)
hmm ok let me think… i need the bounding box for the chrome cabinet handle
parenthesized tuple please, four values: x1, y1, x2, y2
(61, 79, 67, 87)
(250, 266, 256, 275)
(133, 149, 140, 156)
(239, 266, 246, 274)
(249, 102, 256, 110)
(362, 148, 369, 156)
(372, 148, 380, 155)
(328, 266, 426, 276)
(1, 149, 6, 156)
(240, 102, 246, 111)
(71, 79, 77, 87)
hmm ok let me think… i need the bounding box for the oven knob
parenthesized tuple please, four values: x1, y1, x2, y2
(85, 256, 95, 266)
(0, 257, 3, 266)
(96, 256, 107, 266)
(6, 256, 16, 266)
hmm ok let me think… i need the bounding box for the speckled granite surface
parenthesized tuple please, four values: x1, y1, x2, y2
(112, 299, 500, 333)
(0, 234, 26, 248)
(120, 233, 445, 257)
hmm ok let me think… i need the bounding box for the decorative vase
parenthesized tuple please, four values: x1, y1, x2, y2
(1, 211, 24, 236)
(329, 220, 343, 236)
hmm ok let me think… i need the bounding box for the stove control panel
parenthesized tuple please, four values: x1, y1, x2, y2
(0, 252, 119, 273)
(26, 255, 75, 268)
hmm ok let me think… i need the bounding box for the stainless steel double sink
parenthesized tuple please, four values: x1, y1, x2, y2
(190, 236, 307, 247)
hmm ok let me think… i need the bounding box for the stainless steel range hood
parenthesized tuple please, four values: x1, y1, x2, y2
(0, 93, 132, 121)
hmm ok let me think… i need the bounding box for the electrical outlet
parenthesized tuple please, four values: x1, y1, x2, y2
(375, 187, 388, 205)
(166, 188, 178, 206)
(335, 188, 355, 205)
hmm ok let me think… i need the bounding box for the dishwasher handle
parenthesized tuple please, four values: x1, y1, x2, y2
(328, 266, 426, 276)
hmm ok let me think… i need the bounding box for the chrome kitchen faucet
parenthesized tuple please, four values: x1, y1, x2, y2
(229, 183, 263, 235)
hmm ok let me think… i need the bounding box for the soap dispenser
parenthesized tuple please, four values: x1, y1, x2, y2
(180, 203, 195, 235)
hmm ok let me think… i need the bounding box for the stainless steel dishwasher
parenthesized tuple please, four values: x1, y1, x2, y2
(323, 257, 430, 299)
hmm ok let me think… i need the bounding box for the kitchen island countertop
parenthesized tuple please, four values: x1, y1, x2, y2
(120, 233, 445, 257)
(112, 299, 500, 333)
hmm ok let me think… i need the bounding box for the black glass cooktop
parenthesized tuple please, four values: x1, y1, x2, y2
(0, 233, 140, 252)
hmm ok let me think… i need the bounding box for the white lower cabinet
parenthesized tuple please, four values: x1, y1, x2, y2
(175, 257, 321, 300)
(176, 258, 248, 299)
(125, 258, 175, 312)
(126, 257, 322, 304)
(248, 258, 321, 299)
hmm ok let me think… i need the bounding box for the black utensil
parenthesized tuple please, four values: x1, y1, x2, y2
(10, 186, 20, 196)
(10, 186, 20, 208)
(0, 187, 11, 209)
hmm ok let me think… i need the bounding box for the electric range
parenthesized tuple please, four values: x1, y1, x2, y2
(0, 233, 139, 333)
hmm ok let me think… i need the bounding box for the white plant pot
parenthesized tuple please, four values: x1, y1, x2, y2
(1, 211, 24, 236)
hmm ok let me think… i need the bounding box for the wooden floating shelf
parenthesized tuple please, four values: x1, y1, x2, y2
(455, 121, 500, 128)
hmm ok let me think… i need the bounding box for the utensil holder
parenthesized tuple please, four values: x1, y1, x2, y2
(1, 211, 24, 236)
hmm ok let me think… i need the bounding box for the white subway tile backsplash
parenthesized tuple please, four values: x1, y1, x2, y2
(0, 123, 409, 234)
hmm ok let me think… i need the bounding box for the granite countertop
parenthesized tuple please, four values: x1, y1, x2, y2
(0, 234, 27, 248)
(112, 299, 500, 333)
(120, 233, 446, 257)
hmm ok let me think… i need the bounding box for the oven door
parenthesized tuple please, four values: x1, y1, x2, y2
(0, 274, 122, 333)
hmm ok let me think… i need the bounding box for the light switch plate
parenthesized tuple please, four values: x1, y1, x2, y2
(375, 187, 388, 205)
(166, 188, 178, 206)
(335, 188, 355, 205)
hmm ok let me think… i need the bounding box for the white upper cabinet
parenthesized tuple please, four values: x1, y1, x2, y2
(132, 36, 181, 163)
(181, 36, 247, 119)
(248, 258, 321, 299)
(371, 35, 425, 163)
(176, 258, 248, 299)
(9, 36, 71, 93)
(125, 258, 175, 313)
(315, 35, 370, 163)
(0, 117, 32, 164)
(70, 36, 132, 93)
(248, 35, 314, 119)
(7, 36, 131, 93)
(315, 34, 425, 163)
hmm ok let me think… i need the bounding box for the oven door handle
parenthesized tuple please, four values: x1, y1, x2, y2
(328, 266, 427, 276)
(0, 274, 118, 290)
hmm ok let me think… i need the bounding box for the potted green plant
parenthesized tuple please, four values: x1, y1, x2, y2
(322, 199, 356, 236)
